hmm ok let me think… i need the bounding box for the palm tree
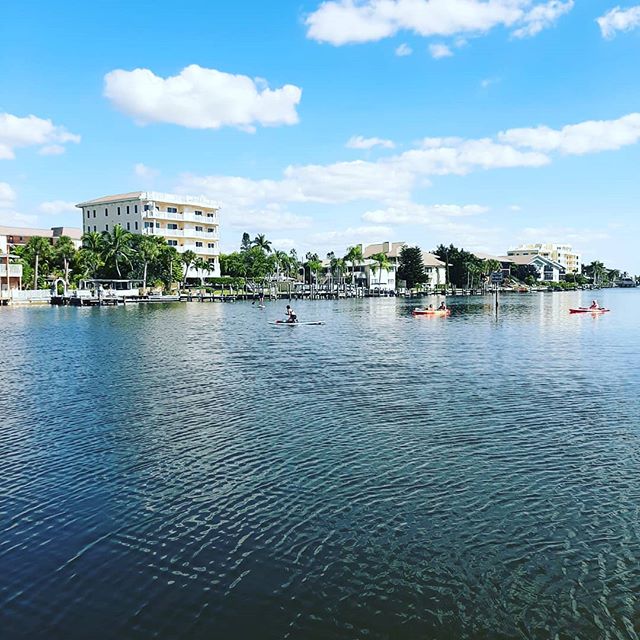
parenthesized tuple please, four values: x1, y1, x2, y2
(137, 236, 160, 291)
(369, 251, 392, 287)
(101, 225, 133, 278)
(181, 250, 197, 289)
(344, 245, 364, 291)
(55, 236, 76, 286)
(25, 236, 51, 290)
(252, 234, 272, 254)
(272, 250, 289, 281)
(193, 256, 210, 286)
(82, 230, 103, 253)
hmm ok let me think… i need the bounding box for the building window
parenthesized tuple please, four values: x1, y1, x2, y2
(105, 224, 109, 231)
(195, 242, 203, 248)
(194, 210, 202, 216)
(93, 210, 96, 218)
(195, 226, 203, 232)
(126, 205, 130, 214)
(207, 228, 214, 233)
(135, 221, 138, 230)
(144, 222, 153, 229)
(117, 206, 121, 215)
(105, 208, 109, 216)
(86, 211, 90, 219)
(208, 243, 215, 249)
(134, 205, 138, 213)
(168, 224, 178, 230)
(168, 240, 177, 246)
(155, 222, 160, 228)
(94, 226, 97, 232)
(206, 212, 214, 218)
(144, 204, 150, 211)
(167, 207, 178, 213)
(126, 222, 130, 230)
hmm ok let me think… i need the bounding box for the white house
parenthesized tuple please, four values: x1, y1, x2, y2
(76, 191, 221, 278)
(506, 254, 566, 282)
(507, 243, 581, 274)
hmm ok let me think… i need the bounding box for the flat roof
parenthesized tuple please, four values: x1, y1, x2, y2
(76, 191, 221, 209)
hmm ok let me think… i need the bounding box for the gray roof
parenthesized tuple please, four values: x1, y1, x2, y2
(76, 192, 143, 207)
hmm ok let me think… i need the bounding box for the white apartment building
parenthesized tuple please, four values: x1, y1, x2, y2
(507, 243, 581, 274)
(76, 191, 221, 277)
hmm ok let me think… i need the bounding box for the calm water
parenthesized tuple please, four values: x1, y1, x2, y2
(2, 291, 640, 639)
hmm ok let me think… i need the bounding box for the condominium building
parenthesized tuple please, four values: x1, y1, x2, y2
(507, 243, 581, 274)
(76, 191, 221, 277)
(0, 225, 82, 253)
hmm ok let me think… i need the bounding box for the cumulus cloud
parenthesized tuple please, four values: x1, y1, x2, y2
(134, 162, 160, 179)
(597, 5, 640, 39)
(346, 135, 395, 149)
(38, 145, 67, 156)
(0, 182, 17, 208)
(429, 43, 453, 58)
(305, 0, 573, 46)
(104, 64, 302, 132)
(512, 0, 574, 38)
(224, 205, 312, 231)
(38, 200, 76, 215)
(362, 202, 488, 224)
(312, 225, 394, 243)
(498, 113, 640, 155)
(395, 42, 413, 56)
(0, 113, 80, 159)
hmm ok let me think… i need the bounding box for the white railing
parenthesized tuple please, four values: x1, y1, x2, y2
(9, 289, 51, 303)
(0, 264, 23, 277)
(144, 209, 219, 224)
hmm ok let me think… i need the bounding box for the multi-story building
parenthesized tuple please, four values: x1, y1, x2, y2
(507, 243, 581, 274)
(76, 191, 221, 277)
(0, 225, 82, 253)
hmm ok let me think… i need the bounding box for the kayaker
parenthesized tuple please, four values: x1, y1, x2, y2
(285, 304, 298, 323)
(589, 299, 599, 309)
(437, 301, 447, 311)
(428, 304, 434, 310)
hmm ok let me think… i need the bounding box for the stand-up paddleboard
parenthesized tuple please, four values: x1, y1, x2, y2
(269, 320, 325, 326)
(569, 307, 610, 314)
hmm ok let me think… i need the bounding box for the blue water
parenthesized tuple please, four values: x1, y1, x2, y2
(1, 291, 640, 639)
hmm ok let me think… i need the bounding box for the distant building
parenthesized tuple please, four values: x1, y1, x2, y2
(473, 252, 514, 279)
(505, 254, 565, 282)
(76, 191, 221, 277)
(507, 243, 581, 274)
(0, 225, 82, 253)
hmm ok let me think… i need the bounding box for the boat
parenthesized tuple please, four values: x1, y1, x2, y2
(412, 308, 451, 317)
(569, 307, 610, 314)
(269, 320, 325, 325)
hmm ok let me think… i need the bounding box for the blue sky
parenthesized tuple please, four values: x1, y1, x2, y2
(1, 0, 639, 270)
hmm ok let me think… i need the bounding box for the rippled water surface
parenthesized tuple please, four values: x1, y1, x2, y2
(2, 291, 640, 639)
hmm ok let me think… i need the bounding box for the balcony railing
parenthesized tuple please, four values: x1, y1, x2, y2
(143, 208, 219, 224)
(0, 264, 23, 277)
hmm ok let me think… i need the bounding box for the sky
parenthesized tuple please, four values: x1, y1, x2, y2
(1, 0, 639, 271)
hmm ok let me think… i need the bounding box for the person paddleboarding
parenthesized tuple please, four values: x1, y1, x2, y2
(285, 304, 298, 323)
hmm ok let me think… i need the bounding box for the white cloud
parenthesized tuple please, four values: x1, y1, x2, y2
(511, 0, 574, 38)
(134, 162, 160, 179)
(0, 182, 17, 208)
(38, 200, 76, 215)
(312, 225, 394, 243)
(498, 113, 640, 155)
(346, 135, 395, 149)
(225, 204, 312, 231)
(305, 0, 573, 46)
(0, 113, 80, 159)
(104, 64, 302, 132)
(38, 144, 67, 156)
(597, 5, 640, 39)
(362, 202, 488, 224)
(429, 43, 453, 58)
(481, 77, 500, 88)
(510, 204, 522, 212)
(395, 42, 413, 56)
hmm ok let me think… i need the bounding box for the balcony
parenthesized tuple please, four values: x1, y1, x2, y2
(179, 243, 219, 255)
(143, 208, 219, 224)
(0, 264, 23, 277)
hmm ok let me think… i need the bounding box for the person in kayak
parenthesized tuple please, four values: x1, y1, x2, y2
(437, 301, 447, 311)
(589, 299, 600, 309)
(285, 304, 298, 323)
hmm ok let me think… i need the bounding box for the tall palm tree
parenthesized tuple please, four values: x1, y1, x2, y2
(137, 236, 160, 291)
(252, 234, 272, 254)
(82, 230, 103, 253)
(273, 250, 289, 281)
(25, 236, 51, 290)
(101, 225, 133, 278)
(181, 250, 197, 289)
(369, 251, 392, 286)
(344, 245, 364, 290)
(55, 236, 76, 285)
(194, 256, 210, 286)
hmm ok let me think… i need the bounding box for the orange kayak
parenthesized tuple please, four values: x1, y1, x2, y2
(412, 308, 451, 316)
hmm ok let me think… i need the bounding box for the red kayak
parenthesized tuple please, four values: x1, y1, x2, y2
(569, 307, 610, 314)
(412, 308, 451, 317)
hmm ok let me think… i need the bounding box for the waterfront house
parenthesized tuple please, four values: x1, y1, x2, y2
(473, 252, 514, 279)
(507, 243, 581, 274)
(0, 252, 22, 298)
(76, 191, 221, 278)
(0, 225, 82, 251)
(505, 254, 566, 282)
(421, 251, 447, 289)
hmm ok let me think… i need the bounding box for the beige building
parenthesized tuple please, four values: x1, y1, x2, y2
(0, 225, 82, 254)
(507, 243, 581, 274)
(76, 191, 221, 277)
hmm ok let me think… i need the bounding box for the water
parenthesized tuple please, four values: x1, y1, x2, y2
(1, 291, 640, 639)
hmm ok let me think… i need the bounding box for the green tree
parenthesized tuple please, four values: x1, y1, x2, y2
(25, 236, 52, 289)
(513, 264, 540, 282)
(252, 234, 272, 254)
(181, 250, 197, 288)
(54, 236, 77, 285)
(240, 232, 252, 252)
(101, 225, 133, 278)
(397, 246, 427, 289)
(434, 244, 482, 288)
(369, 251, 392, 286)
(136, 236, 161, 290)
(344, 245, 364, 287)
